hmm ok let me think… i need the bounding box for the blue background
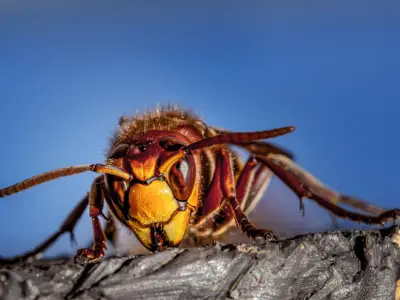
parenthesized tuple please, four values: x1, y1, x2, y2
(0, 1, 399, 258)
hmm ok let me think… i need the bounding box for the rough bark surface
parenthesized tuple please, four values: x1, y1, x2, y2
(1, 226, 400, 300)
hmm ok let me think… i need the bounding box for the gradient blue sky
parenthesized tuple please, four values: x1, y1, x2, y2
(0, 1, 399, 258)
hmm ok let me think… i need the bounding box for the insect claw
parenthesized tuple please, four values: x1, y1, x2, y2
(69, 231, 78, 248)
(74, 248, 104, 264)
(299, 197, 305, 217)
(250, 229, 278, 244)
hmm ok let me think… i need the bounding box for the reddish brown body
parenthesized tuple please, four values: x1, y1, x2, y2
(0, 106, 399, 264)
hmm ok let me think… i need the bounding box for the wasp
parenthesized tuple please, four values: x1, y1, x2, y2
(0, 106, 399, 264)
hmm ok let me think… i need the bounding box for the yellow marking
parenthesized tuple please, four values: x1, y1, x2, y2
(129, 180, 179, 226)
(126, 210, 191, 250)
(123, 172, 200, 250)
(163, 211, 190, 247)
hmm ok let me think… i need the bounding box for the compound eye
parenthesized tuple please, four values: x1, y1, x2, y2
(169, 157, 195, 201)
(175, 158, 189, 182)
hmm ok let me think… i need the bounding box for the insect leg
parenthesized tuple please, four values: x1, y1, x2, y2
(104, 212, 119, 247)
(211, 157, 273, 236)
(195, 148, 277, 242)
(219, 149, 278, 242)
(83, 211, 119, 250)
(194, 156, 259, 230)
(194, 153, 275, 241)
(0, 193, 89, 264)
(260, 154, 400, 225)
(229, 151, 278, 241)
(231, 139, 389, 219)
(74, 176, 108, 264)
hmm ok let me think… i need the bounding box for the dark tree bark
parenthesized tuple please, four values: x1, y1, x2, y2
(1, 226, 400, 300)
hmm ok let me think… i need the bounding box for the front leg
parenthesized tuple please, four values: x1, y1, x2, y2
(195, 148, 278, 242)
(74, 176, 108, 264)
(216, 148, 278, 242)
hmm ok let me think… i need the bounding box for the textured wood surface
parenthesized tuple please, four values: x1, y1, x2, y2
(1, 226, 399, 300)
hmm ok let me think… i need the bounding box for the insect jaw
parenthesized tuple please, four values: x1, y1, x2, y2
(150, 223, 172, 251)
(126, 203, 190, 252)
(125, 206, 182, 229)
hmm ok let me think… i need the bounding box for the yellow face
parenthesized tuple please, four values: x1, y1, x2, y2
(107, 139, 199, 251)
(127, 180, 192, 250)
